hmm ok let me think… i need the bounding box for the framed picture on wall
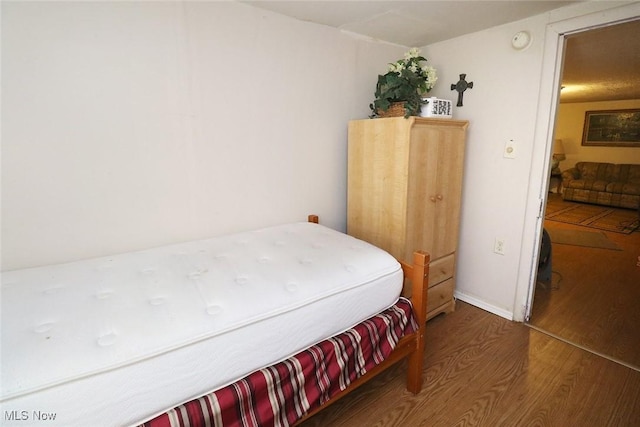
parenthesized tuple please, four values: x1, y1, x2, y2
(581, 109, 640, 147)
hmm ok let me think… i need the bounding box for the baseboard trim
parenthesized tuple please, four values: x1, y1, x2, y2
(454, 291, 514, 321)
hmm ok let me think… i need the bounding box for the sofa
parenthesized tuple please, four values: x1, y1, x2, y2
(561, 162, 640, 210)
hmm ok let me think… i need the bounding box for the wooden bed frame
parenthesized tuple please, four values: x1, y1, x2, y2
(297, 215, 430, 424)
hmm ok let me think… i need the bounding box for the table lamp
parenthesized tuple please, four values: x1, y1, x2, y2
(551, 139, 565, 174)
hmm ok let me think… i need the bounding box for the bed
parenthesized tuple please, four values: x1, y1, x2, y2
(0, 216, 429, 426)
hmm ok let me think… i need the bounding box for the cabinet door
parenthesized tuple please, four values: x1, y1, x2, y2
(405, 123, 464, 261)
(404, 127, 439, 261)
(432, 129, 465, 257)
(347, 119, 412, 260)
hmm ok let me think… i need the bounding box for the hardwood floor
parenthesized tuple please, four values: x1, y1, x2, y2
(300, 301, 640, 426)
(531, 196, 640, 369)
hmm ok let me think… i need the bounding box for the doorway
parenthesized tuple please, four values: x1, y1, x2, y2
(527, 18, 640, 370)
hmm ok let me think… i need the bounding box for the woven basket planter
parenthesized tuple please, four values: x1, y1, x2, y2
(377, 101, 407, 118)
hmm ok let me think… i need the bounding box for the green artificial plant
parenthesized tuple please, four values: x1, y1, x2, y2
(369, 48, 438, 118)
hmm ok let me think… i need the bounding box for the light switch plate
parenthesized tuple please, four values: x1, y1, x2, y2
(504, 139, 516, 159)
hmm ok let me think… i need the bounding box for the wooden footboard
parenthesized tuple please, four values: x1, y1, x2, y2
(297, 216, 430, 424)
(399, 252, 430, 393)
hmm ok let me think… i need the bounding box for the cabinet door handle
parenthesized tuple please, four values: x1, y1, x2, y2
(436, 194, 444, 201)
(430, 196, 437, 202)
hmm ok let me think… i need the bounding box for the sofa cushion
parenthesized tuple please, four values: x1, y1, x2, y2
(565, 179, 609, 191)
(607, 182, 640, 195)
(613, 164, 640, 184)
(575, 162, 616, 181)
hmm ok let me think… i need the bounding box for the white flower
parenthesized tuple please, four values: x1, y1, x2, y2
(422, 65, 438, 88)
(405, 47, 421, 60)
(388, 62, 405, 74)
(409, 63, 418, 73)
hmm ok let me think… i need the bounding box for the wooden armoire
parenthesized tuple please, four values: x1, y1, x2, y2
(347, 117, 468, 321)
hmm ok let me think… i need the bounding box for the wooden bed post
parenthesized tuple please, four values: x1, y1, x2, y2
(305, 214, 429, 395)
(406, 251, 429, 394)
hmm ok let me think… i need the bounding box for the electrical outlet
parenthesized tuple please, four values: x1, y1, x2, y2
(504, 139, 516, 159)
(494, 238, 506, 255)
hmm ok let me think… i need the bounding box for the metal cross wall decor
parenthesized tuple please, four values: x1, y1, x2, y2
(451, 74, 473, 107)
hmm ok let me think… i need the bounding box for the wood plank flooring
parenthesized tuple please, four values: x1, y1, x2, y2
(532, 196, 640, 369)
(300, 301, 640, 426)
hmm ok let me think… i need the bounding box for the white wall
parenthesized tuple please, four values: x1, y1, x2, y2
(4, 0, 638, 322)
(421, 1, 640, 319)
(422, 14, 550, 319)
(1, 1, 403, 270)
(556, 99, 640, 169)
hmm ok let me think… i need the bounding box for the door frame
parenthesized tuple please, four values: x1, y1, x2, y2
(513, 2, 640, 322)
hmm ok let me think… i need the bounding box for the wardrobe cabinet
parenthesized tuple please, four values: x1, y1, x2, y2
(347, 117, 468, 321)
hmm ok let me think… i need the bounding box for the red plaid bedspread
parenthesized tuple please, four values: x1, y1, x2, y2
(140, 297, 417, 427)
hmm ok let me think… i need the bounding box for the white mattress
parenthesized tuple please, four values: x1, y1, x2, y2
(0, 222, 402, 426)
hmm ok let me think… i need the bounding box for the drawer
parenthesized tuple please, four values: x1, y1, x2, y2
(427, 278, 454, 315)
(429, 254, 455, 287)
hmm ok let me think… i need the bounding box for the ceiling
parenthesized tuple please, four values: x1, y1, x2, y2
(561, 19, 640, 103)
(241, 1, 640, 103)
(241, 1, 577, 46)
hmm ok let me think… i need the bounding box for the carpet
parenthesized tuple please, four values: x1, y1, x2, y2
(545, 198, 639, 234)
(546, 228, 622, 251)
